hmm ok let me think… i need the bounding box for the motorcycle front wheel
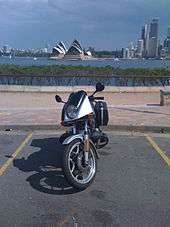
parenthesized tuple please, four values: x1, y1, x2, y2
(62, 139, 97, 190)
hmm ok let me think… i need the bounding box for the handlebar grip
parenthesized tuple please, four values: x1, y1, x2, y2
(94, 97, 104, 100)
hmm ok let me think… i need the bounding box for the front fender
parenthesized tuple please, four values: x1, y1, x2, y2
(62, 134, 83, 145)
(62, 134, 99, 159)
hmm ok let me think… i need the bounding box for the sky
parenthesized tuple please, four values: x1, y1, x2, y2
(0, 0, 170, 50)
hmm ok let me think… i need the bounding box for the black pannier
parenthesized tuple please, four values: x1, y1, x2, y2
(94, 101, 109, 126)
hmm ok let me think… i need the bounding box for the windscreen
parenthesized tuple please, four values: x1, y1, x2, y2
(68, 90, 87, 106)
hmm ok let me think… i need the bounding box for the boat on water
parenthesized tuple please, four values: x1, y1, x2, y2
(33, 57, 38, 61)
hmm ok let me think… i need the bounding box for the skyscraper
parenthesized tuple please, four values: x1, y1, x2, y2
(167, 26, 170, 38)
(136, 39, 144, 58)
(147, 19, 159, 58)
(163, 27, 170, 58)
(141, 24, 149, 57)
(128, 42, 135, 58)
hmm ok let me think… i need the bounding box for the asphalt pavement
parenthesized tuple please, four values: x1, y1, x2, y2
(0, 130, 169, 227)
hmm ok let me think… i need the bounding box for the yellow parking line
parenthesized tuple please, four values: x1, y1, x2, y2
(145, 134, 170, 167)
(0, 132, 33, 176)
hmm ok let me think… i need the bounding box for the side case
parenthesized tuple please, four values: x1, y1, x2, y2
(95, 101, 109, 126)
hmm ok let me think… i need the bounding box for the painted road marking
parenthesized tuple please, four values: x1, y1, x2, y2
(145, 134, 170, 167)
(0, 132, 33, 176)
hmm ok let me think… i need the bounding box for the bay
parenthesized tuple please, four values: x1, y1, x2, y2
(0, 56, 170, 68)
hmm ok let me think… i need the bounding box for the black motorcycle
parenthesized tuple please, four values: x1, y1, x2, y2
(55, 82, 109, 190)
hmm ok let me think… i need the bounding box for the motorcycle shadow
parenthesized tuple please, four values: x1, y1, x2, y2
(13, 137, 80, 195)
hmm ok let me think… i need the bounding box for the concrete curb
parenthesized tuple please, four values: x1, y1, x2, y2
(1, 85, 170, 93)
(0, 124, 169, 133)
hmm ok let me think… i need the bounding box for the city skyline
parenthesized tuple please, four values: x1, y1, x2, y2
(0, 0, 170, 49)
(122, 19, 170, 59)
(1, 20, 170, 52)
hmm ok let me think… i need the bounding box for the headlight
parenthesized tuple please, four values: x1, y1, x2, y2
(66, 105, 78, 119)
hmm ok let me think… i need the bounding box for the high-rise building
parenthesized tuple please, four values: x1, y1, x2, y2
(122, 48, 130, 59)
(147, 19, 159, 58)
(141, 26, 145, 40)
(136, 39, 144, 58)
(158, 43, 163, 58)
(163, 27, 170, 58)
(167, 26, 170, 38)
(128, 42, 135, 58)
(141, 24, 149, 57)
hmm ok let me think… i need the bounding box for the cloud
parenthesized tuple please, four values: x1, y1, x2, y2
(0, 0, 170, 49)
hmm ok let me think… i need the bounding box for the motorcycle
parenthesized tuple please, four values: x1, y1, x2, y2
(55, 82, 109, 190)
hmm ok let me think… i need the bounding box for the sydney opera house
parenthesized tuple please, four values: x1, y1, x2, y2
(52, 41, 67, 58)
(52, 39, 92, 60)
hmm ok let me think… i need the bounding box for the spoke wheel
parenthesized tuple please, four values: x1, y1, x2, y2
(62, 139, 97, 190)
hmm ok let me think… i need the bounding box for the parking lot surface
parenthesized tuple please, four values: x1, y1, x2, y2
(0, 130, 169, 227)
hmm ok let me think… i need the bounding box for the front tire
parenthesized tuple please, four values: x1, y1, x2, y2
(62, 139, 97, 190)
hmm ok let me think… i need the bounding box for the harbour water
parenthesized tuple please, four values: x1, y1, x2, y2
(0, 56, 170, 68)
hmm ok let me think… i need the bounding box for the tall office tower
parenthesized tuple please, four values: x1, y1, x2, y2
(141, 26, 146, 42)
(128, 42, 135, 58)
(163, 27, 170, 58)
(158, 42, 163, 58)
(128, 42, 134, 51)
(167, 26, 170, 38)
(136, 39, 144, 58)
(141, 24, 149, 57)
(147, 19, 159, 58)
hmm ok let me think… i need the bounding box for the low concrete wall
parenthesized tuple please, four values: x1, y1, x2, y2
(1, 85, 170, 93)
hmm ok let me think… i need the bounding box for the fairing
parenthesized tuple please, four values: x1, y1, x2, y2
(62, 91, 94, 123)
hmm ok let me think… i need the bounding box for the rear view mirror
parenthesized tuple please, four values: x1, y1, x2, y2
(55, 95, 62, 103)
(96, 82, 105, 92)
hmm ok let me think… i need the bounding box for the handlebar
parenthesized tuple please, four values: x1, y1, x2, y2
(89, 96, 104, 101)
(94, 97, 104, 100)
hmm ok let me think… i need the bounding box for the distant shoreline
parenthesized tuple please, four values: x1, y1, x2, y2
(0, 64, 170, 77)
(1, 55, 170, 61)
(1, 56, 170, 70)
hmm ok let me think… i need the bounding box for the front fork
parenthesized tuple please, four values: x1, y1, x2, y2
(84, 121, 90, 163)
